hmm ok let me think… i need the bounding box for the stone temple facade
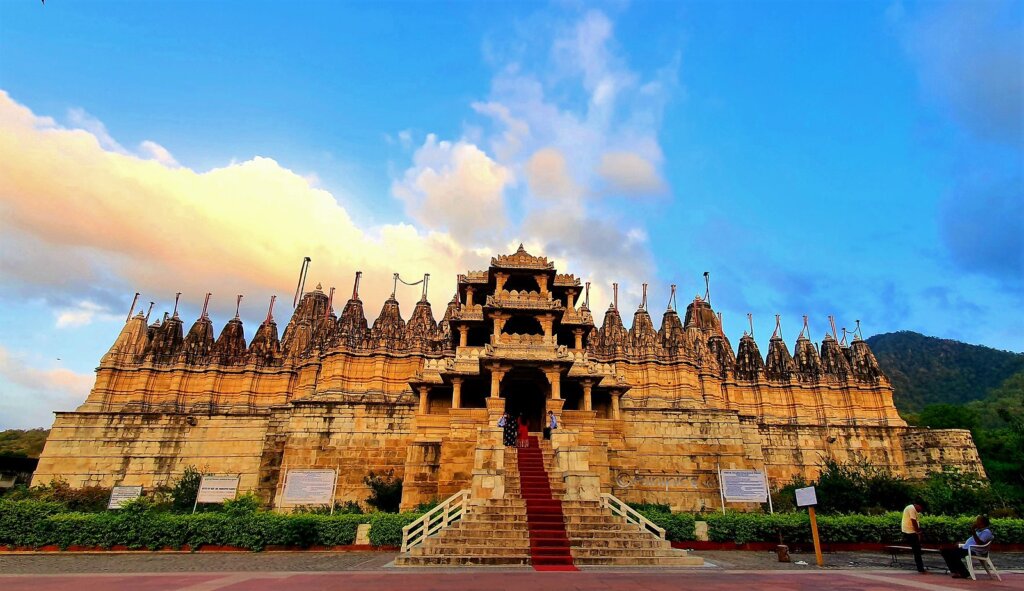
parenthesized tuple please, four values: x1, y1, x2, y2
(34, 246, 983, 512)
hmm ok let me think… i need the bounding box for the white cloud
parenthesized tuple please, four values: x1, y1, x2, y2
(138, 140, 179, 167)
(524, 147, 581, 201)
(392, 134, 514, 244)
(55, 301, 116, 328)
(597, 151, 666, 195)
(0, 91, 486, 322)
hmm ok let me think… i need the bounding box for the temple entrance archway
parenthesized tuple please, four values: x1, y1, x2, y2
(501, 366, 548, 432)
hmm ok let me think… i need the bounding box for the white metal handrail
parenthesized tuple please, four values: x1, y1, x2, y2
(400, 489, 470, 553)
(601, 492, 666, 539)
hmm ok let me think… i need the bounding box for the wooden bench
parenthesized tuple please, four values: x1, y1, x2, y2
(884, 545, 943, 569)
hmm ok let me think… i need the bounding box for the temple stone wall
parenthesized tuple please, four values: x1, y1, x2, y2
(33, 412, 270, 492)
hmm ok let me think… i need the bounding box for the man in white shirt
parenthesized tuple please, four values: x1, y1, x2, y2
(941, 515, 994, 579)
(901, 502, 927, 573)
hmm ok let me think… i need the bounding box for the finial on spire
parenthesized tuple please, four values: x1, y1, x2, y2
(772, 314, 782, 339)
(392, 273, 399, 299)
(315, 282, 322, 292)
(641, 283, 648, 310)
(828, 315, 838, 340)
(293, 257, 311, 309)
(265, 295, 277, 324)
(694, 296, 704, 328)
(747, 313, 754, 338)
(126, 292, 140, 323)
(172, 292, 181, 318)
(840, 327, 849, 347)
(584, 281, 591, 309)
(235, 295, 243, 319)
(703, 271, 711, 306)
(612, 283, 618, 311)
(200, 293, 211, 320)
(668, 284, 677, 311)
(421, 273, 430, 302)
(799, 315, 810, 339)
(145, 301, 154, 323)
(352, 271, 362, 299)
(326, 287, 335, 318)
(853, 319, 863, 341)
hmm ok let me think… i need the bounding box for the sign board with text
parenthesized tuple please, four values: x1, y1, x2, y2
(721, 469, 769, 503)
(196, 475, 240, 504)
(281, 469, 337, 506)
(108, 485, 143, 509)
(795, 486, 818, 507)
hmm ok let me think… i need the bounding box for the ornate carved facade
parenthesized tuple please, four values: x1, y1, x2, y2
(35, 246, 984, 511)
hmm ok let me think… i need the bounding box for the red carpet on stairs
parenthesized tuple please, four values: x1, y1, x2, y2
(517, 435, 578, 572)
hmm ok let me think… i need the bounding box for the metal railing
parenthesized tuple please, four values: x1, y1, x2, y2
(400, 489, 470, 553)
(600, 492, 666, 539)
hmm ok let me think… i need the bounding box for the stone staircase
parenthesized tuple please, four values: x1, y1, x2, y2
(396, 433, 702, 568)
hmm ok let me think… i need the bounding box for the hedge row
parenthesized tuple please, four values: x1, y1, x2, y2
(0, 500, 420, 551)
(640, 511, 1024, 545)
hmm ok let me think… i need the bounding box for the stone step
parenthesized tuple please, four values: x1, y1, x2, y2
(395, 555, 531, 566)
(573, 555, 704, 566)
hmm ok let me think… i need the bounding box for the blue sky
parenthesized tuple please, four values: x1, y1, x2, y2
(0, 1, 1021, 429)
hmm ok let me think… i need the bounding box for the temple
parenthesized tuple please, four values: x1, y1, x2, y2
(35, 246, 983, 515)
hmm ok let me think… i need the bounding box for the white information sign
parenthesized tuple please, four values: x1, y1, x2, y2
(196, 475, 240, 504)
(108, 485, 143, 509)
(795, 486, 818, 507)
(282, 469, 337, 505)
(721, 469, 768, 503)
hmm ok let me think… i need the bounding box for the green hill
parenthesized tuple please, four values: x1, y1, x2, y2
(867, 331, 1024, 412)
(0, 429, 50, 458)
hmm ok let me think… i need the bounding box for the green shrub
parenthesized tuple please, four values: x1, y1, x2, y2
(368, 512, 418, 546)
(639, 510, 696, 542)
(168, 466, 205, 512)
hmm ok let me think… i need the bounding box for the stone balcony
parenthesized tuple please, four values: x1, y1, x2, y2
(453, 304, 484, 322)
(486, 290, 564, 311)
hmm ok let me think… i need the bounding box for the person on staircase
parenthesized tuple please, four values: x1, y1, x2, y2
(544, 410, 557, 440)
(499, 412, 517, 447)
(518, 414, 530, 448)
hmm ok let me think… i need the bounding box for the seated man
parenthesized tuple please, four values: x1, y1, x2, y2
(940, 515, 994, 579)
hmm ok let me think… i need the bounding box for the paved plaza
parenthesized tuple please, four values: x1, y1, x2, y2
(0, 551, 1020, 590)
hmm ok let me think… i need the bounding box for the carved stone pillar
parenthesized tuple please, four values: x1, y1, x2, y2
(466, 286, 475, 307)
(581, 379, 593, 412)
(538, 314, 554, 342)
(537, 274, 549, 295)
(545, 368, 561, 400)
(611, 389, 621, 419)
(451, 377, 463, 410)
(494, 272, 508, 293)
(418, 385, 429, 414)
(573, 328, 584, 351)
(489, 367, 506, 398)
(566, 288, 576, 310)
(458, 325, 469, 348)
(491, 312, 509, 345)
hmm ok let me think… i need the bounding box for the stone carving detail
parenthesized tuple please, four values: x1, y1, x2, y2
(594, 304, 630, 357)
(370, 297, 406, 350)
(336, 297, 369, 349)
(849, 337, 884, 383)
(101, 312, 149, 365)
(406, 299, 440, 352)
(281, 288, 330, 359)
(629, 307, 659, 357)
(179, 317, 215, 365)
(793, 335, 823, 382)
(735, 334, 765, 381)
(658, 308, 685, 353)
(247, 319, 281, 365)
(490, 243, 554, 270)
(820, 333, 851, 381)
(764, 335, 795, 381)
(143, 313, 184, 364)
(707, 333, 735, 378)
(212, 317, 247, 365)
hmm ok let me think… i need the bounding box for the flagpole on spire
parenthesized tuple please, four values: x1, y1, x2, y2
(172, 292, 182, 318)
(265, 295, 277, 324)
(235, 295, 243, 319)
(126, 292, 140, 322)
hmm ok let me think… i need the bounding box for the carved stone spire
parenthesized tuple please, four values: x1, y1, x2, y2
(436, 291, 460, 349)
(143, 310, 184, 364)
(371, 295, 406, 350)
(849, 335, 884, 383)
(179, 315, 215, 365)
(337, 293, 369, 350)
(629, 305, 658, 357)
(820, 333, 851, 381)
(212, 316, 247, 365)
(281, 287, 329, 359)
(595, 303, 629, 357)
(101, 312, 148, 365)
(734, 333, 765, 381)
(658, 307, 685, 352)
(793, 334, 823, 382)
(764, 334, 795, 381)
(248, 316, 281, 365)
(405, 297, 438, 351)
(707, 332, 736, 377)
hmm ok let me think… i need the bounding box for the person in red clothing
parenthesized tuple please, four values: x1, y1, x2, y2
(517, 414, 530, 448)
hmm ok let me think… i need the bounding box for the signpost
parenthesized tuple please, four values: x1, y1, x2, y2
(281, 469, 338, 513)
(717, 467, 773, 513)
(108, 485, 143, 509)
(193, 475, 240, 513)
(795, 486, 824, 567)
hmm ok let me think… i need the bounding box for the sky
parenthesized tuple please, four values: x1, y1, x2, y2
(0, 1, 1021, 429)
